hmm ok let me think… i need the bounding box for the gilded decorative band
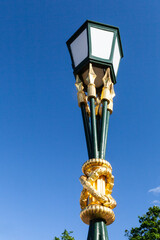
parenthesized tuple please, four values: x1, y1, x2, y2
(79, 158, 116, 225)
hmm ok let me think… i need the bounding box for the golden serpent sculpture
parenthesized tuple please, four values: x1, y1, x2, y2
(79, 158, 116, 225)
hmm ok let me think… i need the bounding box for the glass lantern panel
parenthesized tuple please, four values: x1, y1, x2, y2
(70, 29, 88, 67)
(112, 38, 121, 76)
(90, 27, 114, 60)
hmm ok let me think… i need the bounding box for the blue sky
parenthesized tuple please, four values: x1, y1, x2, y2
(0, 0, 160, 240)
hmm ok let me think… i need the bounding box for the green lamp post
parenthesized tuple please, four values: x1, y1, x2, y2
(66, 20, 123, 240)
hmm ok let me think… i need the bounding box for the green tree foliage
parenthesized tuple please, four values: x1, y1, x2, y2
(54, 230, 75, 240)
(125, 206, 160, 240)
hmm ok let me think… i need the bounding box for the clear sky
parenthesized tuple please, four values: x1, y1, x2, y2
(0, 0, 160, 240)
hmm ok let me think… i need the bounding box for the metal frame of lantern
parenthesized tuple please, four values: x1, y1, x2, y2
(66, 20, 123, 240)
(67, 20, 123, 85)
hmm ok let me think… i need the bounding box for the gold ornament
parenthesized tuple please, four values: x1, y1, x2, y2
(95, 96, 102, 116)
(86, 64, 97, 99)
(75, 75, 86, 107)
(79, 158, 116, 225)
(107, 82, 115, 114)
(86, 63, 97, 85)
(101, 68, 115, 114)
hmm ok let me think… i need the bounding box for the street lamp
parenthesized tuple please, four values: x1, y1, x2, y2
(66, 20, 123, 240)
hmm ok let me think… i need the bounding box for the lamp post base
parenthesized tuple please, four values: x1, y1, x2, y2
(87, 219, 109, 240)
